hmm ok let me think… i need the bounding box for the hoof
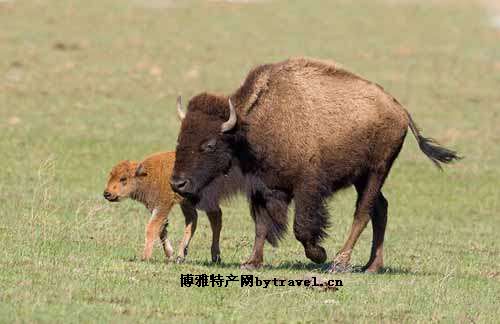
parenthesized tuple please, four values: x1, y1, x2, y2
(176, 256, 185, 264)
(212, 255, 222, 264)
(362, 264, 383, 274)
(240, 262, 262, 271)
(305, 245, 327, 264)
(328, 261, 352, 273)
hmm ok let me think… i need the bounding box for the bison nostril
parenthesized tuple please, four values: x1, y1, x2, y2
(176, 179, 188, 189)
(103, 191, 111, 199)
(170, 177, 190, 193)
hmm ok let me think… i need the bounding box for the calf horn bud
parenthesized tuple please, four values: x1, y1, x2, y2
(221, 98, 237, 132)
(176, 96, 186, 120)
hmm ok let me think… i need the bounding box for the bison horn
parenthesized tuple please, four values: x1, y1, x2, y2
(176, 96, 186, 120)
(221, 98, 237, 132)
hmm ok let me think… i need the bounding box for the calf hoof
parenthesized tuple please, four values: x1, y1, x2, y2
(240, 262, 262, 271)
(305, 245, 327, 264)
(212, 255, 222, 264)
(176, 256, 185, 264)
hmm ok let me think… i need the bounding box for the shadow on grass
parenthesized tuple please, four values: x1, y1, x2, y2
(121, 256, 431, 276)
(205, 260, 331, 271)
(377, 266, 421, 275)
(178, 260, 426, 275)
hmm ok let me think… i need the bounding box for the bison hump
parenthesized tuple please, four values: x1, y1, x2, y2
(232, 64, 273, 116)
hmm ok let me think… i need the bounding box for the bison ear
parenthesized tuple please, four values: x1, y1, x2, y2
(134, 163, 147, 177)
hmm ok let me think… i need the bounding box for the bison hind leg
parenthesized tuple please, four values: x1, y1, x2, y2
(362, 192, 388, 273)
(330, 138, 403, 273)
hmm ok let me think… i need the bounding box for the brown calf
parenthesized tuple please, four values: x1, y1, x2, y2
(103, 151, 222, 263)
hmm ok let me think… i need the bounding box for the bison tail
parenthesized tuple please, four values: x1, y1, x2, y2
(406, 112, 461, 170)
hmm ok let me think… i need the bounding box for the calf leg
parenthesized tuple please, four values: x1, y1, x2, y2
(329, 172, 386, 272)
(177, 201, 198, 263)
(293, 190, 329, 264)
(142, 205, 172, 261)
(206, 208, 222, 264)
(159, 220, 174, 261)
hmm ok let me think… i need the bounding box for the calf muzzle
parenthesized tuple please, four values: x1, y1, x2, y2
(103, 190, 118, 201)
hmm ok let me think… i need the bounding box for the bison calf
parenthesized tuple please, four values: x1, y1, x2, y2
(103, 151, 227, 263)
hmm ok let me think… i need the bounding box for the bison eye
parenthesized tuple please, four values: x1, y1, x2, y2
(119, 176, 127, 183)
(201, 138, 217, 153)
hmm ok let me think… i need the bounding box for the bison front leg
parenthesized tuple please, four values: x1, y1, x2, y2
(241, 191, 288, 270)
(241, 217, 268, 270)
(206, 208, 222, 264)
(176, 201, 198, 263)
(293, 190, 328, 264)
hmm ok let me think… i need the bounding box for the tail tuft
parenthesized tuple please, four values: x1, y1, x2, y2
(414, 135, 461, 170)
(407, 113, 462, 170)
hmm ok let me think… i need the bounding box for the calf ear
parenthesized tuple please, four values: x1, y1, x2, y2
(134, 163, 147, 177)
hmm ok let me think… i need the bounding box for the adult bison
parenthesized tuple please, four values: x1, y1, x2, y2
(170, 58, 459, 273)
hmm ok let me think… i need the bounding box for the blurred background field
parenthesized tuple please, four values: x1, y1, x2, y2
(0, 0, 499, 322)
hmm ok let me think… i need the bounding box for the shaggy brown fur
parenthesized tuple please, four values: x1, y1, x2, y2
(104, 151, 238, 263)
(171, 57, 460, 272)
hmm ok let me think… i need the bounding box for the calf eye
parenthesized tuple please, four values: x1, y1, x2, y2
(201, 139, 217, 152)
(119, 176, 127, 183)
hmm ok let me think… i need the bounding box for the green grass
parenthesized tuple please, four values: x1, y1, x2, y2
(1, 0, 499, 322)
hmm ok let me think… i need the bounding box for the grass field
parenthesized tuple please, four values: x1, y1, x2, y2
(1, 0, 499, 322)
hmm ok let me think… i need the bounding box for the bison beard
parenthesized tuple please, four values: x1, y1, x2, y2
(172, 57, 460, 272)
